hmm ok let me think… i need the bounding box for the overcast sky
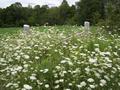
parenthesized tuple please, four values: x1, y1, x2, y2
(0, 0, 79, 8)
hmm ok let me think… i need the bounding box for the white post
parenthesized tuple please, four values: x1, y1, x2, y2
(84, 21, 90, 30)
(23, 24, 30, 34)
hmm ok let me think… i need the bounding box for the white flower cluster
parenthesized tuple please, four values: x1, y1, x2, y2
(0, 26, 120, 90)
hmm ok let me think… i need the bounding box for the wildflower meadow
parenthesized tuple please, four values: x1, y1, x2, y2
(0, 26, 120, 90)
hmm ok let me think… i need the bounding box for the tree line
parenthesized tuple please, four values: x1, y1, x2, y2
(0, 0, 120, 31)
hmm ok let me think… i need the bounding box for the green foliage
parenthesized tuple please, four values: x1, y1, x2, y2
(47, 7, 60, 25)
(58, 0, 71, 24)
(0, 0, 105, 27)
(75, 0, 105, 25)
(105, 0, 120, 33)
(0, 0, 120, 34)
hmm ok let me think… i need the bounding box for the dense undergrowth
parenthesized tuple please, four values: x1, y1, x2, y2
(0, 26, 120, 90)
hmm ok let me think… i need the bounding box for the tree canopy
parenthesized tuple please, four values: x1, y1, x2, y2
(0, 0, 120, 33)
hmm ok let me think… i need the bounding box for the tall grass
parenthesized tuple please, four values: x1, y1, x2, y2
(0, 26, 120, 90)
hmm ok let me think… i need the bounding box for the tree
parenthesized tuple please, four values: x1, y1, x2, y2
(47, 7, 60, 25)
(0, 8, 3, 27)
(76, 0, 105, 25)
(58, 0, 71, 24)
(2, 2, 25, 26)
(33, 5, 49, 25)
(11, 2, 22, 8)
(1, 0, 116, 27)
(105, 0, 120, 33)
(65, 5, 76, 25)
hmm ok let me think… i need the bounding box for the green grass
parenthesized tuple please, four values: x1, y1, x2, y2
(0, 27, 21, 36)
(0, 26, 97, 34)
(0, 26, 120, 90)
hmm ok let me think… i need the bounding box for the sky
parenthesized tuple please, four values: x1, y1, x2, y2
(0, 0, 79, 8)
